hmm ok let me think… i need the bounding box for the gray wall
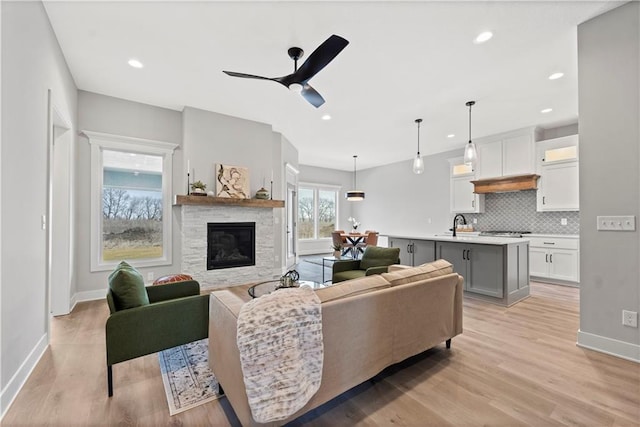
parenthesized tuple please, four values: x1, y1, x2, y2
(1, 1, 78, 413)
(76, 91, 183, 295)
(578, 2, 640, 358)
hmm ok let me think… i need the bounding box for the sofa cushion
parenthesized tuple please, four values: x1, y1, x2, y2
(153, 273, 193, 285)
(382, 259, 453, 286)
(315, 275, 391, 303)
(359, 246, 401, 270)
(108, 261, 150, 311)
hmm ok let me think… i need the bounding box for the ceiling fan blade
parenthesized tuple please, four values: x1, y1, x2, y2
(301, 84, 325, 108)
(293, 35, 349, 83)
(223, 70, 274, 81)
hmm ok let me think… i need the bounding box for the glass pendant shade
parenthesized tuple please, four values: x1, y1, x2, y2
(464, 101, 477, 166)
(345, 155, 365, 201)
(464, 141, 477, 166)
(413, 155, 424, 174)
(412, 118, 425, 174)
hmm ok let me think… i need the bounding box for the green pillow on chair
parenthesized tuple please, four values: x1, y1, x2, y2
(108, 261, 150, 311)
(359, 246, 401, 270)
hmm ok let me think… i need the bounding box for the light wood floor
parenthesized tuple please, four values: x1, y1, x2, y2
(3, 277, 639, 426)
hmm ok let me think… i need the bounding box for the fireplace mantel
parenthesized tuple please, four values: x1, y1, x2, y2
(174, 195, 284, 208)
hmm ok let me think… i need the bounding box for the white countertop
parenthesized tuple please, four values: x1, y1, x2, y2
(383, 234, 530, 245)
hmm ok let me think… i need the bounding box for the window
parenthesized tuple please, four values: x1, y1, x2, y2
(85, 131, 178, 271)
(298, 184, 339, 240)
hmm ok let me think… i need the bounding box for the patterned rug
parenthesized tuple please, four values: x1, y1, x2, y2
(158, 339, 222, 415)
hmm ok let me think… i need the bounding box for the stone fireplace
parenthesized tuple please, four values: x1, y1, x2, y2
(177, 196, 284, 289)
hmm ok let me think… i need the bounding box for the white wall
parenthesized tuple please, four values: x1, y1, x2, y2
(1, 1, 77, 415)
(75, 91, 183, 297)
(354, 149, 462, 238)
(577, 2, 640, 362)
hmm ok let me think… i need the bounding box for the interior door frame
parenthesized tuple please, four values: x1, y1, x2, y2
(285, 163, 299, 268)
(46, 90, 73, 324)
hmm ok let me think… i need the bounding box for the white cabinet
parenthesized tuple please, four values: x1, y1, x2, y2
(536, 135, 579, 211)
(529, 236, 579, 283)
(476, 129, 539, 179)
(448, 157, 484, 213)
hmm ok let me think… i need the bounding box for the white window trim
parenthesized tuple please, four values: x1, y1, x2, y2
(298, 182, 341, 241)
(84, 130, 178, 272)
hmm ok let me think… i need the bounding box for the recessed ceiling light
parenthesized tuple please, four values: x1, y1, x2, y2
(474, 31, 493, 44)
(549, 72, 564, 80)
(321, 114, 331, 121)
(541, 108, 553, 113)
(447, 134, 455, 138)
(128, 59, 144, 69)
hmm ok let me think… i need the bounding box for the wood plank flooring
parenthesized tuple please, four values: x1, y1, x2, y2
(3, 259, 639, 426)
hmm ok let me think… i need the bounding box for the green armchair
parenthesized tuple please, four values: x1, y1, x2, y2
(105, 280, 209, 396)
(332, 246, 401, 283)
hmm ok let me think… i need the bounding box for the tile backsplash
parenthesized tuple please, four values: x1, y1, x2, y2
(464, 190, 579, 234)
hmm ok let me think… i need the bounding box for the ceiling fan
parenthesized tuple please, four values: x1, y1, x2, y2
(223, 34, 349, 108)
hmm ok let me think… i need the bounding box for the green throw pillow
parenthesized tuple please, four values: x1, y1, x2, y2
(108, 261, 150, 311)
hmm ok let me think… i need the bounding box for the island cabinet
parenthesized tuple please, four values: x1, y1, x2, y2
(388, 238, 435, 266)
(436, 241, 530, 306)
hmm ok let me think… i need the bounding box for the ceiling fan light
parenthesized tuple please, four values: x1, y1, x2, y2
(289, 83, 303, 93)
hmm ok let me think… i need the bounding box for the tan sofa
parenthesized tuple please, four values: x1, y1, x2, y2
(208, 259, 463, 426)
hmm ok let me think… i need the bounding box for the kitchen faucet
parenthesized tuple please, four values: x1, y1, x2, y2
(452, 214, 467, 237)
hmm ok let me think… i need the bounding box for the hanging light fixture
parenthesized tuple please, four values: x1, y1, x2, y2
(464, 100, 477, 166)
(412, 118, 425, 174)
(345, 155, 365, 201)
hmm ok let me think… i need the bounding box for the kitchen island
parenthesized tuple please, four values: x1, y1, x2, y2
(386, 234, 530, 306)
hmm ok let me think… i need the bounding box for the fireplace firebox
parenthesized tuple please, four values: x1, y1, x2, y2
(207, 222, 255, 270)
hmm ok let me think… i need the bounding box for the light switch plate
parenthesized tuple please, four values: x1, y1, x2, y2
(597, 215, 636, 231)
(561, 218, 568, 225)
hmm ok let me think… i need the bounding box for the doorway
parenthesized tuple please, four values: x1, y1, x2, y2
(47, 91, 73, 318)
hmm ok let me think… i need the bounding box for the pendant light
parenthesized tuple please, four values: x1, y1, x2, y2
(412, 118, 425, 174)
(464, 100, 477, 166)
(345, 155, 365, 201)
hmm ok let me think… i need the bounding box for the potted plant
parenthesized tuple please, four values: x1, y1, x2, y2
(331, 243, 342, 258)
(191, 180, 206, 195)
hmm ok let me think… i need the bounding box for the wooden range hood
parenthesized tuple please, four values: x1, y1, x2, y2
(471, 174, 540, 194)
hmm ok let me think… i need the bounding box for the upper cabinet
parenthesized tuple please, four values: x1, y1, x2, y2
(476, 128, 541, 179)
(449, 157, 484, 213)
(536, 134, 579, 211)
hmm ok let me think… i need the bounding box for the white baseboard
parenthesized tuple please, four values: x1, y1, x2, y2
(74, 288, 108, 303)
(0, 333, 49, 420)
(577, 330, 640, 363)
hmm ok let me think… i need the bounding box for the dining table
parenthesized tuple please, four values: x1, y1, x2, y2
(340, 232, 368, 258)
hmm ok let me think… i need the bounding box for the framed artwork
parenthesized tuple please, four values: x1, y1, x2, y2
(215, 164, 250, 199)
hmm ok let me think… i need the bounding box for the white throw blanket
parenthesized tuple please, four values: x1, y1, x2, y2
(237, 286, 323, 423)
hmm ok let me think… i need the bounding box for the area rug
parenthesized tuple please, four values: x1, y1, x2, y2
(158, 338, 222, 415)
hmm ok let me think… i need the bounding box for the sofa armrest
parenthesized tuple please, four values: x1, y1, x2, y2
(332, 259, 361, 274)
(106, 293, 209, 366)
(365, 266, 390, 276)
(145, 280, 200, 303)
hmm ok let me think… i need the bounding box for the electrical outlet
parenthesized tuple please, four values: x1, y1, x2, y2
(473, 218, 478, 224)
(622, 310, 638, 327)
(147, 272, 154, 281)
(561, 218, 568, 225)
(597, 215, 636, 231)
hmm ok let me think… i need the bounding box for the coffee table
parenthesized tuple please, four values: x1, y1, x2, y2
(248, 280, 326, 298)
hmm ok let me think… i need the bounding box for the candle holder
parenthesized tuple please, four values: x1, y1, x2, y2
(270, 180, 273, 200)
(187, 172, 190, 195)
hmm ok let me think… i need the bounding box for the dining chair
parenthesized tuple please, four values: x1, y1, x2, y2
(355, 230, 378, 257)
